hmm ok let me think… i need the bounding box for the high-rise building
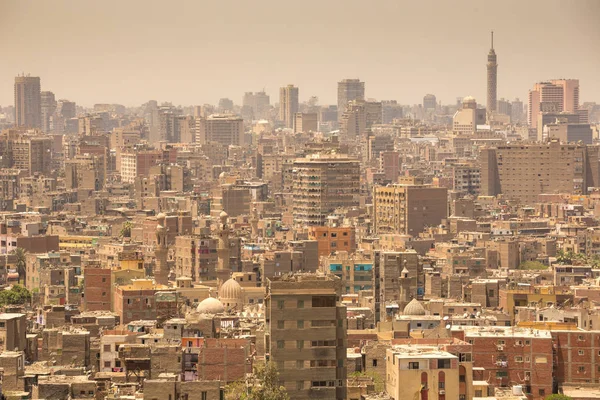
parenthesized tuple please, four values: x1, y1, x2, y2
(497, 98, 511, 116)
(293, 112, 318, 133)
(453, 97, 486, 134)
(243, 91, 270, 120)
(528, 79, 580, 128)
(337, 79, 364, 121)
(487, 31, 498, 113)
(279, 85, 299, 128)
(511, 98, 524, 123)
(480, 141, 599, 203)
(197, 114, 244, 146)
(292, 154, 360, 226)
(40, 91, 56, 133)
(423, 94, 437, 110)
(265, 273, 347, 400)
(218, 98, 234, 112)
(372, 184, 448, 236)
(14, 75, 41, 129)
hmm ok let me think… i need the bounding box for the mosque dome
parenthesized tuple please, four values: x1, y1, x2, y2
(196, 297, 225, 314)
(403, 298, 426, 316)
(219, 278, 242, 301)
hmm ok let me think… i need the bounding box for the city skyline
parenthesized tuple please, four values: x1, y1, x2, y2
(1, 0, 599, 108)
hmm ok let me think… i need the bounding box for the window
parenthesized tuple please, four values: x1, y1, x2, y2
(103, 344, 111, 352)
(277, 300, 284, 309)
(539, 389, 545, 397)
(277, 320, 284, 329)
(524, 340, 530, 345)
(296, 340, 303, 349)
(297, 320, 304, 329)
(102, 277, 106, 283)
(104, 361, 111, 368)
(277, 341, 285, 349)
(497, 340, 505, 345)
(408, 362, 419, 369)
(312, 296, 335, 307)
(437, 359, 451, 369)
(579, 366, 586, 373)
(296, 381, 304, 390)
(515, 356, 523, 363)
(372, 359, 378, 367)
(496, 371, 508, 378)
(297, 300, 304, 308)
(439, 382, 445, 389)
(579, 350, 585, 356)
(579, 335, 585, 341)
(201, 392, 207, 400)
(296, 360, 304, 369)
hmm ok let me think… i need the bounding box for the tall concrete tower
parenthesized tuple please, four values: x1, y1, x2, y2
(14, 75, 41, 129)
(154, 213, 169, 285)
(487, 31, 498, 113)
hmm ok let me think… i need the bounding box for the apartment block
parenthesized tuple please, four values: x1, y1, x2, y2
(265, 273, 347, 400)
(480, 141, 600, 204)
(372, 184, 448, 236)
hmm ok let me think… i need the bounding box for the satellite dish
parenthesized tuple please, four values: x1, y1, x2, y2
(445, 324, 451, 329)
(443, 316, 449, 321)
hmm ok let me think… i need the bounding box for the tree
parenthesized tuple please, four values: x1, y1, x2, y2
(517, 261, 547, 270)
(0, 285, 31, 307)
(225, 362, 289, 400)
(120, 221, 133, 238)
(11, 248, 27, 285)
(545, 395, 573, 400)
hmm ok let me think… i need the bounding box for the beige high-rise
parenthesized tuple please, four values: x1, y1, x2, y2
(14, 75, 41, 129)
(279, 84, 299, 128)
(265, 273, 347, 400)
(528, 79, 580, 128)
(292, 154, 360, 226)
(337, 79, 364, 121)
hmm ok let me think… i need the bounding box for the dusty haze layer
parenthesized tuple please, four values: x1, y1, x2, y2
(1, 0, 599, 107)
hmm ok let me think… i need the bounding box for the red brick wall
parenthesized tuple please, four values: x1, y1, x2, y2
(468, 335, 553, 400)
(83, 267, 111, 311)
(552, 331, 600, 385)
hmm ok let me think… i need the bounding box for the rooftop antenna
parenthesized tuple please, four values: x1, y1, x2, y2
(491, 30, 494, 50)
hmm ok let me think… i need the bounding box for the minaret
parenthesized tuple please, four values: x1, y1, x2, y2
(154, 213, 169, 285)
(216, 211, 231, 288)
(250, 207, 259, 239)
(487, 30, 498, 113)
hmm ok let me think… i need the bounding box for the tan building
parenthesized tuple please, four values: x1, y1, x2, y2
(293, 112, 317, 133)
(480, 141, 600, 204)
(279, 85, 299, 128)
(453, 97, 486, 134)
(528, 79, 580, 128)
(265, 273, 347, 400)
(14, 75, 41, 129)
(386, 346, 462, 400)
(197, 114, 244, 146)
(372, 184, 448, 236)
(292, 154, 360, 226)
(337, 78, 365, 121)
(11, 134, 53, 176)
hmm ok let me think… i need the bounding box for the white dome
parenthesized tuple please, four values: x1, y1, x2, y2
(196, 297, 225, 314)
(219, 278, 242, 301)
(403, 298, 426, 316)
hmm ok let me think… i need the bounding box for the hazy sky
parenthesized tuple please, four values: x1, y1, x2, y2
(1, 0, 599, 108)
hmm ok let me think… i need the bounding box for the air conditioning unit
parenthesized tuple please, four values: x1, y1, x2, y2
(497, 345, 504, 351)
(524, 375, 530, 381)
(439, 390, 445, 395)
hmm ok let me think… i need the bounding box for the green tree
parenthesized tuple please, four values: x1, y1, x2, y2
(518, 261, 547, 270)
(0, 285, 31, 306)
(545, 394, 573, 400)
(11, 248, 27, 285)
(225, 362, 289, 400)
(120, 221, 133, 238)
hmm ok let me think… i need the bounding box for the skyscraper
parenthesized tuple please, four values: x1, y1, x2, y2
(486, 31, 498, 113)
(14, 75, 41, 129)
(40, 91, 56, 133)
(528, 79, 580, 128)
(423, 94, 437, 110)
(337, 79, 365, 121)
(279, 84, 299, 128)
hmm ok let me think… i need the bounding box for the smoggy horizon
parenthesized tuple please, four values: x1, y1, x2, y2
(2, 0, 599, 108)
